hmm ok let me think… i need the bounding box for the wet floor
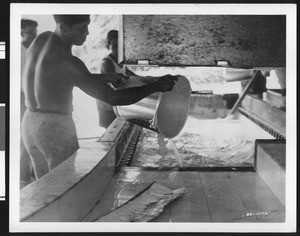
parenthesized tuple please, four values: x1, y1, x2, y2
(83, 168, 285, 222)
(130, 114, 274, 167)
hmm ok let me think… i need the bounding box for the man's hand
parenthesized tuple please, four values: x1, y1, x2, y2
(155, 74, 178, 92)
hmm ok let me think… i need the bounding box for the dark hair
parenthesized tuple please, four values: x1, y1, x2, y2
(21, 19, 38, 29)
(53, 15, 90, 26)
(106, 30, 118, 45)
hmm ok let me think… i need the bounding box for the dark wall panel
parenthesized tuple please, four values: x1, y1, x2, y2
(122, 15, 286, 68)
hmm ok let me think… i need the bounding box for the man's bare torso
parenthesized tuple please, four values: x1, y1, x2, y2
(23, 32, 76, 114)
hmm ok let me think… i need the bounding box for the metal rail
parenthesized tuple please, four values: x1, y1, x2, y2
(239, 108, 285, 139)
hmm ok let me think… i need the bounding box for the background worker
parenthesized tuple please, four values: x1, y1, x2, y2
(22, 15, 178, 180)
(20, 18, 38, 188)
(21, 19, 38, 76)
(96, 30, 136, 128)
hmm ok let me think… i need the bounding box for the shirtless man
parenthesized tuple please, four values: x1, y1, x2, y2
(22, 15, 177, 180)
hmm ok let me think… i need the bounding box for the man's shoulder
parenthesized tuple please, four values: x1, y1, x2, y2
(101, 56, 115, 67)
(102, 55, 117, 66)
(35, 31, 52, 44)
(28, 31, 52, 55)
(39, 31, 52, 37)
(101, 57, 115, 73)
(102, 57, 114, 65)
(102, 56, 113, 63)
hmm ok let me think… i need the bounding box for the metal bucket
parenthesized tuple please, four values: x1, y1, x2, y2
(113, 76, 191, 138)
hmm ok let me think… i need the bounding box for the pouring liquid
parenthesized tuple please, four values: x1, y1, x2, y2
(157, 133, 184, 167)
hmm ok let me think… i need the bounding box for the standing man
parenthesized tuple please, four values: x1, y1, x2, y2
(20, 18, 38, 188)
(21, 19, 38, 78)
(22, 15, 178, 180)
(96, 30, 136, 128)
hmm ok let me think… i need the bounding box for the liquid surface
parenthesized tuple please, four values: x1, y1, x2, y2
(131, 115, 274, 167)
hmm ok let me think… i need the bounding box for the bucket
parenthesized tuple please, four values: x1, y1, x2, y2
(113, 76, 191, 138)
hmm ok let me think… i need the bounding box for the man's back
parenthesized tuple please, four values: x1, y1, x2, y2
(23, 32, 75, 114)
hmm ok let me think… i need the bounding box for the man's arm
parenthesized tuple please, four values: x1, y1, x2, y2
(100, 58, 115, 74)
(64, 56, 177, 106)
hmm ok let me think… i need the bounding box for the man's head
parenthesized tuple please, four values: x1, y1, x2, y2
(106, 30, 118, 57)
(53, 15, 90, 46)
(21, 19, 38, 46)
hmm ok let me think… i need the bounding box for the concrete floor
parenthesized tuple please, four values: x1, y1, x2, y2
(83, 168, 285, 222)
